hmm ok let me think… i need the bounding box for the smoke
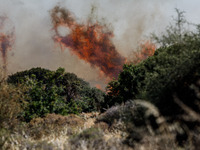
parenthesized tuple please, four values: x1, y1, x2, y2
(0, 0, 182, 88)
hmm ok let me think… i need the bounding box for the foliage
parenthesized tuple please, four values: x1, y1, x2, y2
(101, 9, 200, 148)
(22, 79, 68, 121)
(105, 9, 200, 116)
(8, 67, 105, 121)
(106, 38, 200, 116)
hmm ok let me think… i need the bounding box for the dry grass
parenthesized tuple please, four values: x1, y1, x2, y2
(29, 113, 84, 128)
(26, 113, 85, 140)
(0, 112, 129, 150)
(0, 110, 199, 150)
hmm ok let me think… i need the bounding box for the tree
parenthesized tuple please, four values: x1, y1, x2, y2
(8, 67, 105, 121)
(151, 8, 190, 47)
(106, 39, 200, 115)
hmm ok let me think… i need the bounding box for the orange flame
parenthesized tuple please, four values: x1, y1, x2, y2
(51, 6, 125, 79)
(0, 15, 15, 72)
(130, 40, 156, 64)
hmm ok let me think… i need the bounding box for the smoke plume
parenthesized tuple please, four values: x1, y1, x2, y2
(0, 0, 179, 87)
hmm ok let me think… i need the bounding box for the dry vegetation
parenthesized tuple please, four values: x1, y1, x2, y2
(0, 95, 199, 150)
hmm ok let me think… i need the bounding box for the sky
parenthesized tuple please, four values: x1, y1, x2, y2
(0, 0, 199, 88)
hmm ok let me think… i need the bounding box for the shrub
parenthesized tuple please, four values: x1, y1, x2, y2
(106, 40, 200, 116)
(97, 100, 163, 147)
(98, 100, 160, 129)
(7, 67, 105, 121)
(27, 113, 84, 140)
(105, 9, 200, 117)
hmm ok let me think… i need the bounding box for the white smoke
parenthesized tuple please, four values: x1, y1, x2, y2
(0, 0, 197, 88)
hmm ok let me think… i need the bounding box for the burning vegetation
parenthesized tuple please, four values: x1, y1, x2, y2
(51, 6, 126, 79)
(0, 15, 15, 73)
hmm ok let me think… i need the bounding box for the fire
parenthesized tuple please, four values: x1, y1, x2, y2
(0, 15, 15, 73)
(129, 40, 156, 64)
(51, 6, 126, 79)
(95, 84, 102, 90)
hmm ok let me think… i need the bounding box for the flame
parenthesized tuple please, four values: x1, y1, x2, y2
(129, 40, 156, 64)
(0, 15, 15, 73)
(51, 6, 125, 79)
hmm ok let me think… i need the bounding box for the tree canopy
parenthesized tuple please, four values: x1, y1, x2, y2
(8, 67, 105, 121)
(106, 32, 200, 116)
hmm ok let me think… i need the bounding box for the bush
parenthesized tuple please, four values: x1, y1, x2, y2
(105, 9, 200, 117)
(7, 67, 105, 121)
(106, 39, 200, 116)
(104, 36, 200, 148)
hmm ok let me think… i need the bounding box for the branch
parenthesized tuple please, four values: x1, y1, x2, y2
(173, 94, 200, 122)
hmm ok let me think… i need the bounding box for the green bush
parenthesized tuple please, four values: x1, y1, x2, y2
(22, 79, 68, 121)
(8, 67, 105, 121)
(106, 39, 200, 116)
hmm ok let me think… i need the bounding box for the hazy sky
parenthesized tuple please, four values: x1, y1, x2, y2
(0, 0, 199, 87)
